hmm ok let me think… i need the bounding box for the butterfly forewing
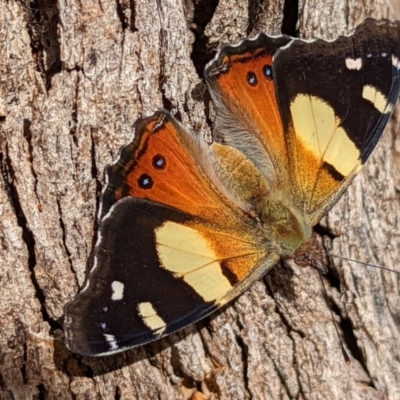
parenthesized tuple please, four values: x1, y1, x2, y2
(205, 34, 292, 185)
(64, 111, 275, 356)
(272, 18, 400, 222)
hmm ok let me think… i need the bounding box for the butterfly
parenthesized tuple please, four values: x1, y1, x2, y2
(63, 18, 400, 356)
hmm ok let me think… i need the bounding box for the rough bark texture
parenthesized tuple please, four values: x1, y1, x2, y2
(1, 0, 400, 399)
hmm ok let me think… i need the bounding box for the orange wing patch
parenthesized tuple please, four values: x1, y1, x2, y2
(105, 112, 234, 221)
(187, 220, 268, 282)
(213, 52, 289, 179)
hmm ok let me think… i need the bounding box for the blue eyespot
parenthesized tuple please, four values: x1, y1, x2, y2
(152, 154, 166, 170)
(263, 65, 273, 80)
(247, 71, 258, 86)
(138, 174, 154, 189)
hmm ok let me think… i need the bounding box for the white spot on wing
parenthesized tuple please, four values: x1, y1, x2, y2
(345, 57, 362, 70)
(392, 55, 400, 69)
(103, 334, 118, 350)
(111, 281, 124, 300)
(137, 302, 166, 335)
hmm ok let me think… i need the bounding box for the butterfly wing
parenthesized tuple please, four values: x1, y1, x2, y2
(273, 18, 400, 222)
(205, 34, 292, 186)
(205, 19, 400, 224)
(64, 111, 278, 356)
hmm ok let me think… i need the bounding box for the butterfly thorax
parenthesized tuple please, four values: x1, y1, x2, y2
(209, 142, 312, 255)
(256, 194, 312, 256)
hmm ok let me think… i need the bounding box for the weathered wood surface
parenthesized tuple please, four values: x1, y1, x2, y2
(1, 0, 400, 399)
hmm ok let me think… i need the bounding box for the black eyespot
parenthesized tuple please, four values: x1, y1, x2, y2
(138, 173, 154, 189)
(152, 154, 166, 170)
(263, 65, 273, 80)
(247, 71, 258, 86)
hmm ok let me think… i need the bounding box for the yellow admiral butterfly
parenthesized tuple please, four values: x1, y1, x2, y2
(64, 18, 400, 356)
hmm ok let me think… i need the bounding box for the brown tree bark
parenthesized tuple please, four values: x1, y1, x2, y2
(1, 0, 400, 399)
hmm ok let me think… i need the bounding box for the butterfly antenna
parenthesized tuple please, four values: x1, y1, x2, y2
(316, 268, 350, 365)
(317, 252, 400, 276)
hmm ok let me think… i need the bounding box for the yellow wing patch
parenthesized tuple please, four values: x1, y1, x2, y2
(137, 302, 167, 335)
(290, 94, 360, 178)
(155, 222, 232, 302)
(362, 85, 392, 113)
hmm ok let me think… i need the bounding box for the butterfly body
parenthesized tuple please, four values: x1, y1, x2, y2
(64, 18, 400, 356)
(205, 140, 312, 255)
